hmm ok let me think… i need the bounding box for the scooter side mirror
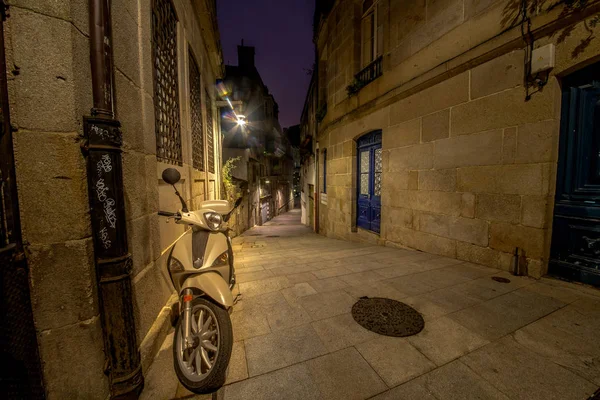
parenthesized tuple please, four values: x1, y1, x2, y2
(233, 197, 243, 209)
(162, 168, 181, 185)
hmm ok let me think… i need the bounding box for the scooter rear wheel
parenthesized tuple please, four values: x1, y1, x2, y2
(173, 297, 233, 394)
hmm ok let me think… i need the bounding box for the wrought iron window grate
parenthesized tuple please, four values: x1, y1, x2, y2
(152, 0, 182, 165)
(356, 56, 383, 88)
(205, 89, 215, 173)
(189, 51, 204, 171)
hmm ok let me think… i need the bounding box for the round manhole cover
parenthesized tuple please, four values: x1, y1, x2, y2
(351, 297, 424, 337)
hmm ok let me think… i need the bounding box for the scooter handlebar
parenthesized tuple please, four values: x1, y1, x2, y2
(158, 211, 178, 217)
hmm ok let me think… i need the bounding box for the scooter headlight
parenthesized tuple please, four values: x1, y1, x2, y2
(203, 212, 223, 231)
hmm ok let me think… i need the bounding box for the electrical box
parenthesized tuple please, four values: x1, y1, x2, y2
(531, 44, 555, 75)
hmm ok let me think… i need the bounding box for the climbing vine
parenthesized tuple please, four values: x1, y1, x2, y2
(222, 156, 241, 202)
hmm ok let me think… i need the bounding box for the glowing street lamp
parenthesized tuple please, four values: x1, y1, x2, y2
(236, 115, 247, 126)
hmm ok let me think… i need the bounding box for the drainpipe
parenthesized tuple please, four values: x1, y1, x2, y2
(82, 0, 143, 398)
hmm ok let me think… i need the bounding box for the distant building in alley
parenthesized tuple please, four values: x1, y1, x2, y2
(220, 43, 295, 235)
(301, 0, 600, 286)
(284, 124, 302, 206)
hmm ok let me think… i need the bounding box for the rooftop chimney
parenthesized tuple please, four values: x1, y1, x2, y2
(237, 39, 255, 69)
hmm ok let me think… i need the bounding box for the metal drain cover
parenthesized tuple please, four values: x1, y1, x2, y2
(351, 297, 424, 337)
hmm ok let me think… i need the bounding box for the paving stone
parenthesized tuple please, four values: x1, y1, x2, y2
(343, 281, 408, 301)
(370, 378, 437, 400)
(419, 286, 482, 314)
(344, 261, 388, 273)
(442, 262, 500, 279)
(339, 271, 386, 286)
(312, 266, 353, 279)
(408, 269, 473, 289)
(244, 324, 327, 377)
(299, 290, 356, 320)
(414, 256, 465, 270)
(407, 316, 488, 365)
(419, 360, 511, 399)
(375, 263, 428, 278)
(226, 341, 248, 384)
(285, 272, 319, 284)
(224, 363, 321, 400)
(234, 265, 265, 273)
(522, 281, 585, 304)
(450, 272, 534, 301)
(385, 275, 437, 296)
(235, 269, 274, 283)
(311, 313, 379, 352)
(282, 282, 318, 299)
(231, 309, 271, 341)
(462, 336, 597, 400)
(514, 311, 600, 385)
(238, 276, 292, 297)
(449, 289, 564, 340)
(264, 301, 312, 331)
(139, 332, 178, 400)
(233, 290, 287, 313)
(356, 336, 435, 387)
(306, 347, 387, 400)
(308, 277, 349, 293)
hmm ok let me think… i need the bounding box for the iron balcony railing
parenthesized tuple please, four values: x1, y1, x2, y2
(356, 56, 383, 87)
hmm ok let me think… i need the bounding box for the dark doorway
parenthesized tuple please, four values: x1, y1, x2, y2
(549, 62, 600, 286)
(357, 130, 382, 234)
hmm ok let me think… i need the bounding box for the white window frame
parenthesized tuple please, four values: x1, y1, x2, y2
(361, 0, 378, 68)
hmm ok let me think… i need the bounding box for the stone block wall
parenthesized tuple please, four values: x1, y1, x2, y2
(7, 1, 108, 398)
(7, 0, 224, 397)
(316, 0, 600, 278)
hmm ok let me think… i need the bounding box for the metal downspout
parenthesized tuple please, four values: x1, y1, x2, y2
(83, 0, 143, 397)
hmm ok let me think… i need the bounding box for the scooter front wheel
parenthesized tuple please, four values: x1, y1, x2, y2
(173, 297, 233, 394)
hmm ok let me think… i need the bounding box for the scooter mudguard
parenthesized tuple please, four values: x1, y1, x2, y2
(181, 272, 234, 308)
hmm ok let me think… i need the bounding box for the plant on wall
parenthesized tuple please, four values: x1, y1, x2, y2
(346, 78, 367, 96)
(222, 156, 241, 202)
(316, 103, 327, 122)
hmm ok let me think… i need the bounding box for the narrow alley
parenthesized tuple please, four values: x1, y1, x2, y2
(142, 210, 600, 400)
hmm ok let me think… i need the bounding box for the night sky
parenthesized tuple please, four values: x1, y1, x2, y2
(217, 0, 315, 129)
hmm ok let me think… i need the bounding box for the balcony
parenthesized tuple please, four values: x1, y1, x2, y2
(347, 56, 383, 96)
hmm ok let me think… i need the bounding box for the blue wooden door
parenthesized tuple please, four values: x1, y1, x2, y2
(549, 62, 600, 286)
(357, 131, 382, 233)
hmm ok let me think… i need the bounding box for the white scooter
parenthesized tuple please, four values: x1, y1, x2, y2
(158, 168, 241, 394)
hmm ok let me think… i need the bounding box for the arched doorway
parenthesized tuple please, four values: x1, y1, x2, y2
(357, 130, 382, 234)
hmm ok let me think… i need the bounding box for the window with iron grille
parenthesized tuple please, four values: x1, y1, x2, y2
(205, 89, 215, 173)
(152, 0, 182, 165)
(189, 50, 204, 171)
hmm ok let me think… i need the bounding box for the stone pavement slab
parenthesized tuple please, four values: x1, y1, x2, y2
(355, 336, 435, 387)
(244, 324, 327, 377)
(462, 336, 597, 400)
(141, 210, 600, 400)
(305, 347, 387, 400)
(311, 313, 379, 352)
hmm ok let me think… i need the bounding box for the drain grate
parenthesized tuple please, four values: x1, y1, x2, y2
(491, 276, 511, 283)
(351, 297, 424, 337)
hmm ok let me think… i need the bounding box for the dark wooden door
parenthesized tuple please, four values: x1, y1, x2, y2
(549, 62, 600, 286)
(357, 131, 382, 233)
